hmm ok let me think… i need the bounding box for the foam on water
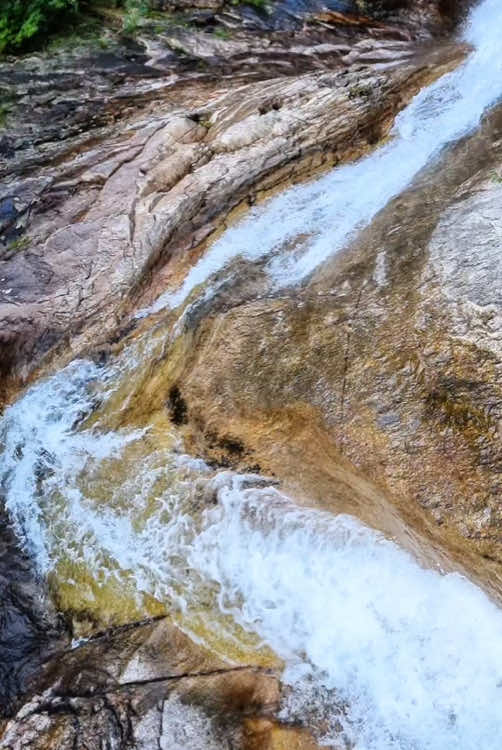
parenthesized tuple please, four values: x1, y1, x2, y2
(3, 2, 502, 741)
(190, 474, 502, 750)
(0, 360, 127, 571)
(3, 364, 502, 746)
(0, 359, 194, 601)
(142, 0, 502, 317)
(0, 359, 222, 625)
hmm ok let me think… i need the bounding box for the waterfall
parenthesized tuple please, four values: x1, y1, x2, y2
(3, 363, 502, 750)
(2, 357, 502, 747)
(190, 474, 502, 749)
(2, 0, 502, 746)
(142, 0, 502, 317)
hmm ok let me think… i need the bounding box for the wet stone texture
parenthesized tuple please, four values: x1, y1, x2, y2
(0, 617, 317, 750)
(160, 104, 502, 593)
(0, 0, 463, 403)
(0, 506, 67, 717)
(0, 1, 482, 747)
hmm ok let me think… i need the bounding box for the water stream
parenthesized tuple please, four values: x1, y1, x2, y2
(142, 0, 502, 317)
(2, 0, 502, 746)
(3, 358, 502, 746)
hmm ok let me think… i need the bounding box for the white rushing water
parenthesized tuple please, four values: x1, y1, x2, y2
(0, 360, 201, 607)
(2, 360, 502, 750)
(2, 350, 502, 747)
(142, 0, 502, 317)
(0, 360, 127, 571)
(191, 475, 502, 750)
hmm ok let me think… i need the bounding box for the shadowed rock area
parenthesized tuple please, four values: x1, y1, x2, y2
(0, 506, 66, 717)
(0, 617, 286, 750)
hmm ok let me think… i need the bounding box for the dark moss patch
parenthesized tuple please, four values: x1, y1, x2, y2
(218, 435, 245, 456)
(424, 376, 495, 432)
(167, 384, 188, 425)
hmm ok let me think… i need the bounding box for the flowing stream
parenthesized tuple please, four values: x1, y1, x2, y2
(2, 0, 502, 746)
(143, 0, 502, 317)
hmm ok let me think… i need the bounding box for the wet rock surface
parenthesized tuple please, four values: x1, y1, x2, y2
(0, 0, 463, 402)
(0, 506, 67, 717)
(157, 102, 502, 591)
(0, 1, 488, 747)
(0, 616, 307, 750)
(0, 0, 442, 184)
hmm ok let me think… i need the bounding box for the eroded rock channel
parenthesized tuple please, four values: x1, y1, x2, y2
(2, 0, 502, 747)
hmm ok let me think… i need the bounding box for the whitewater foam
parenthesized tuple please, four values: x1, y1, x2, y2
(190, 473, 502, 750)
(3, 361, 502, 748)
(2, 3, 502, 743)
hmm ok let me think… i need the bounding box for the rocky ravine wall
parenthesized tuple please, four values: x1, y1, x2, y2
(156, 102, 502, 597)
(0, 3, 481, 749)
(0, 1, 463, 403)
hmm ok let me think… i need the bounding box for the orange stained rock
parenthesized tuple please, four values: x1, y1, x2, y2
(243, 718, 322, 750)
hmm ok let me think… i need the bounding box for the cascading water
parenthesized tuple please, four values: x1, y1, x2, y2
(191, 475, 502, 749)
(2, 0, 502, 746)
(142, 0, 502, 317)
(0, 358, 212, 623)
(3, 361, 502, 747)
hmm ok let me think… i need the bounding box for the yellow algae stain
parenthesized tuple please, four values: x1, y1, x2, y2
(173, 609, 283, 670)
(48, 564, 168, 636)
(49, 557, 283, 669)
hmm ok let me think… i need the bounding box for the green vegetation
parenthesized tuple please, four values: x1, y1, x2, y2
(0, 87, 16, 127)
(213, 26, 231, 40)
(42, 13, 108, 53)
(0, 0, 79, 53)
(0, 0, 269, 55)
(0, 0, 150, 54)
(0, 101, 11, 127)
(230, 0, 267, 8)
(243, 0, 267, 8)
(1, 235, 31, 259)
(122, 0, 149, 34)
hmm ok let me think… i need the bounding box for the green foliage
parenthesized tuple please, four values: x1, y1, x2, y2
(244, 0, 267, 8)
(0, 0, 153, 54)
(0, 0, 264, 54)
(230, 0, 268, 9)
(1, 235, 31, 259)
(0, 0, 79, 53)
(0, 92, 14, 127)
(122, 0, 148, 34)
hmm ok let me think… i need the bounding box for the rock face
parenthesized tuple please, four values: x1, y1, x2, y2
(144, 102, 502, 596)
(0, 1, 489, 748)
(242, 719, 320, 750)
(0, 505, 66, 717)
(0, 0, 463, 403)
(0, 616, 303, 750)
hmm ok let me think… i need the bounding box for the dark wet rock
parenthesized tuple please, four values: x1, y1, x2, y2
(0, 617, 284, 750)
(0, 505, 67, 717)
